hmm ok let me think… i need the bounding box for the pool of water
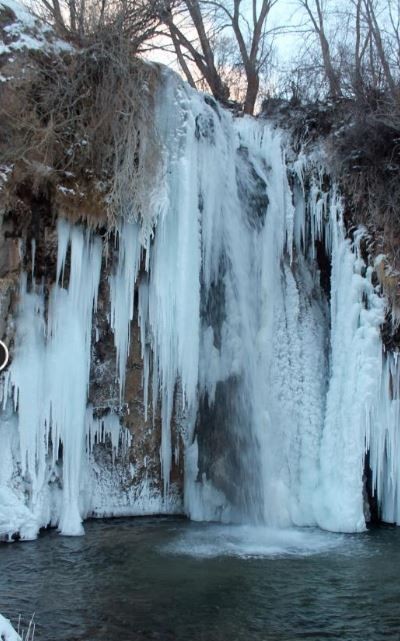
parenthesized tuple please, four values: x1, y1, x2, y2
(1, 518, 400, 640)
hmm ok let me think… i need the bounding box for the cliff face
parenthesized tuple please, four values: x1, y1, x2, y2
(1, 0, 400, 542)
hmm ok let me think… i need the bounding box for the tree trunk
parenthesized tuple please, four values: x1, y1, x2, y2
(319, 29, 341, 97)
(364, 0, 397, 99)
(302, 0, 341, 98)
(244, 72, 259, 114)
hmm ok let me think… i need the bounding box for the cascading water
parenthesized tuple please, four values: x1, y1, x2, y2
(0, 68, 399, 542)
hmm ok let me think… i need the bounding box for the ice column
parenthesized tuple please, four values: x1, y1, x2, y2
(10, 219, 102, 536)
(109, 219, 141, 399)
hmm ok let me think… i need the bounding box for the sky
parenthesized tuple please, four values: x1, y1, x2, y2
(145, 0, 305, 83)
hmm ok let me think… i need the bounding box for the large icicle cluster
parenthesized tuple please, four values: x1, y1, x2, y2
(0, 221, 103, 537)
(136, 71, 400, 532)
(0, 220, 138, 539)
(371, 353, 400, 523)
(1, 67, 400, 541)
(293, 161, 400, 532)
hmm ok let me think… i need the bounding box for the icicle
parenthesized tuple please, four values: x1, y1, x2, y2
(366, 351, 400, 524)
(86, 407, 131, 464)
(145, 76, 204, 495)
(138, 277, 149, 421)
(56, 218, 71, 284)
(314, 195, 386, 532)
(109, 220, 141, 401)
(31, 238, 36, 279)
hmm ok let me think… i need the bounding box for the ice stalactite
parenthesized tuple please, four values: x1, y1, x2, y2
(371, 354, 400, 524)
(310, 193, 386, 532)
(141, 76, 203, 494)
(295, 166, 400, 531)
(86, 407, 132, 464)
(109, 219, 141, 400)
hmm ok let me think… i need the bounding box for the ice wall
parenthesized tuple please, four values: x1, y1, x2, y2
(1, 68, 400, 540)
(293, 166, 400, 532)
(139, 72, 400, 532)
(149, 79, 400, 531)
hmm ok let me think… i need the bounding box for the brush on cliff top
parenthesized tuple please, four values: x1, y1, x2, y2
(0, 0, 161, 240)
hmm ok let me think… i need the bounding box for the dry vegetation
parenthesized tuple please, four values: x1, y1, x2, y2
(262, 89, 400, 322)
(0, 15, 162, 236)
(328, 98, 400, 315)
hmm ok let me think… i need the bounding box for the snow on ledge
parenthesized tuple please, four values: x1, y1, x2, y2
(0, 0, 73, 55)
(0, 0, 36, 28)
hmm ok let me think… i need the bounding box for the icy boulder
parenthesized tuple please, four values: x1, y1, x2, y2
(0, 488, 38, 542)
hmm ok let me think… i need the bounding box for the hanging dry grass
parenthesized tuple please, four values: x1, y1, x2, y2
(0, 26, 163, 236)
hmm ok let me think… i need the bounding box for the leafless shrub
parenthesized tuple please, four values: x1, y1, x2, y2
(0, 28, 162, 236)
(329, 98, 400, 274)
(29, 0, 162, 46)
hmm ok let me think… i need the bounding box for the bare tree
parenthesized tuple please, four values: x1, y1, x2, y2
(388, 0, 400, 66)
(295, 0, 341, 97)
(161, 0, 230, 101)
(160, 0, 277, 114)
(363, 0, 397, 98)
(32, 0, 161, 45)
(352, 0, 370, 98)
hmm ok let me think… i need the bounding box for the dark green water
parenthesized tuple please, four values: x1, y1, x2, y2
(1, 518, 400, 641)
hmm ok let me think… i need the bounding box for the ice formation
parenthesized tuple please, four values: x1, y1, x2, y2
(0, 66, 400, 541)
(2, 221, 103, 537)
(0, 613, 21, 641)
(109, 219, 141, 399)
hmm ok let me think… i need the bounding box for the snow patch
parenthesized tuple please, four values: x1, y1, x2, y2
(0, 614, 21, 641)
(0, 0, 73, 55)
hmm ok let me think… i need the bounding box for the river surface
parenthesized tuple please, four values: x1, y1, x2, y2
(1, 518, 400, 641)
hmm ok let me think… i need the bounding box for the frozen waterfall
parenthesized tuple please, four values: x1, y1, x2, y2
(0, 69, 399, 541)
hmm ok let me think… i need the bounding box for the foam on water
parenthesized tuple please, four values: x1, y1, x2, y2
(162, 524, 345, 559)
